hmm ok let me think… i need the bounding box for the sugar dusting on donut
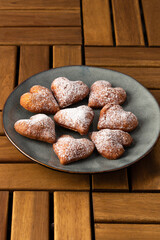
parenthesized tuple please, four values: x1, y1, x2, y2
(54, 105, 94, 134)
(51, 77, 89, 108)
(53, 135, 94, 163)
(98, 104, 138, 131)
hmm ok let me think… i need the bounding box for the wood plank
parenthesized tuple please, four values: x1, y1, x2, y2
(53, 45, 82, 68)
(82, 0, 113, 46)
(130, 138, 160, 191)
(19, 46, 49, 84)
(92, 169, 128, 191)
(142, 0, 160, 46)
(11, 191, 49, 240)
(105, 67, 160, 89)
(0, 192, 9, 240)
(0, 164, 90, 190)
(0, 10, 81, 27)
(93, 193, 160, 223)
(85, 47, 160, 67)
(0, 136, 31, 162)
(0, 27, 82, 45)
(0, 112, 4, 135)
(95, 223, 160, 240)
(112, 0, 144, 46)
(0, 46, 17, 110)
(54, 191, 91, 240)
(0, 0, 80, 10)
(150, 90, 160, 104)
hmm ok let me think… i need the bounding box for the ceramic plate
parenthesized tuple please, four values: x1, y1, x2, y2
(3, 66, 160, 173)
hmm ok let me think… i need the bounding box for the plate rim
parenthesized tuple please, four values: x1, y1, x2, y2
(3, 65, 160, 174)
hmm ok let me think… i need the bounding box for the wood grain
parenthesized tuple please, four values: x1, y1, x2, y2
(142, 0, 160, 46)
(82, 0, 113, 46)
(0, 136, 31, 162)
(0, 112, 4, 135)
(11, 191, 49, 240)
(85, 47, 160, 67)
(53, 45, 82, 68)
(93, 193, 160, 223)
(92, 169, 128, 191)
(0, 46, 17, 110)
(106, 67, 160, 89)
(0, 164, 90, 190)
(0, 0, 80, 9)
(95, 223, 160, 240)
(0, 192, 9, 240)
(54, 191, 91, 240)
(150, 90, 160, 104)
(0, 27, 82, 45)
(112, 0, 144, 46)
(19, 45, 49, 84)
(0, 10, 81, 26)
(130, 138, 160, 191)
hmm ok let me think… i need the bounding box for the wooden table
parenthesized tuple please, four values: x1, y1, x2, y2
(0, 0, 160, 239)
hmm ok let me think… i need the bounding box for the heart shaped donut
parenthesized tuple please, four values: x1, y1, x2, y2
(20, 85, 59, 114)
(14, 114, 56, 143)
(98, 103, 138, 132)
(53, 135, 95, 165)
(90, 129, 132, 159)
(54, 105, 94, 135)
(51, 77, 89, 108)
(88, 80, 126, 108)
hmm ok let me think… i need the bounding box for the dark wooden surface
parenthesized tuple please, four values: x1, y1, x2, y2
(0, 0, 159, 239)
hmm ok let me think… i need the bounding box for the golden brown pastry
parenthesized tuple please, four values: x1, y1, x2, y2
(54, 105, 94, 135)
(20, 85, 59, 114)
(51, 77, 89, 108)
(90, 129, 132, 159)
(88, 80, 126, 108)
(14, 114, 56, 143)
(53, 135, 95, 165)
(98, 103, 138, 132)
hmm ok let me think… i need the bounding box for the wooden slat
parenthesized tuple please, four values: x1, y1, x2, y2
(19, 46, 49, 84)
(0, 164, 90, 190)
(0, 136, 31, 162)
(112, 0, 144, 46)
(82, 0, 113, 46)
(150, 90, 160, 104)
(0, 10, 80, 27)
(0, 46, 17, 110)
(85, 47, 160, 67)
(142, 0, 160, 46)
(0, 112, 4, 135)
(130, 138, 160, 191)
(0, 27, 81, 45)
(93, 193, 160, 223)
(105, 67, 160, 89)
(0, 192, 9, 240)
(54, 191, 91, 240)
(53, 45, 82, 68)
(92, 169, 128, 191)
(11, 191, 49, 240)
(0, 0, 80, 10)
(95, 223, 160, 240)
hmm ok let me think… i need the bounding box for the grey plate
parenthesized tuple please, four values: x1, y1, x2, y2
(3, 66, 160, 173)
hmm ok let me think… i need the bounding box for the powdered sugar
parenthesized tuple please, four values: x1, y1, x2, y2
(20, 85, 59, 114)
(90, 129, 132, 159)
(51, 77, 89, 108)
(14, 114, 56, 143)
(88, 80, 126, 108)
(98, 104, 138, 131)
(53, 135, 94, 164)
(54, 105, 94, 135)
